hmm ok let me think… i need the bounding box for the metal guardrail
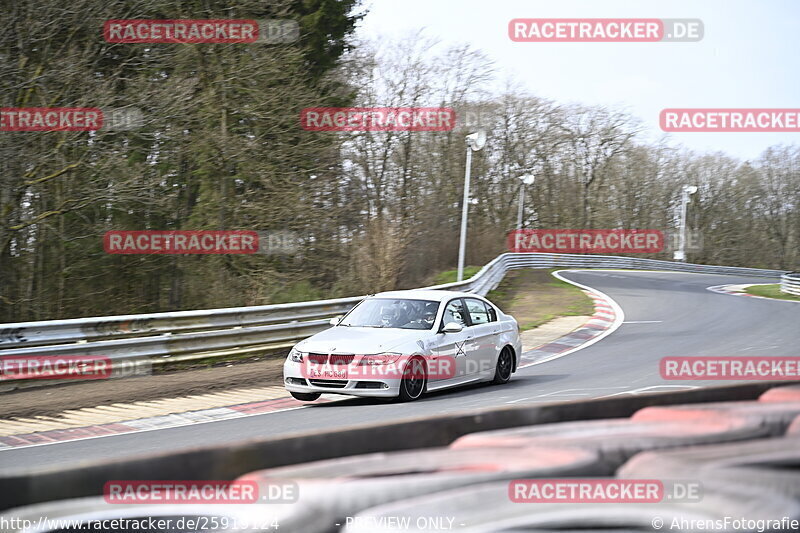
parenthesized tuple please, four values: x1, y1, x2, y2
(0, 297, 363, 349)
(426, 252, 786, 295)
(781, 272, 800, 296)
(0, 253, 787, 387)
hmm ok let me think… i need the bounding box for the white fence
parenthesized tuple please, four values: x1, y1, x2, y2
(781, 272, 800, 296)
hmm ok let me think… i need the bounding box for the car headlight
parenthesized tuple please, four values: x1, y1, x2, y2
(289, 348, 304, 362)
(359, 353, 402, 365)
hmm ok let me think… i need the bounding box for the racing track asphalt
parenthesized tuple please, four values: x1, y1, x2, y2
(2, 270, 798, 473)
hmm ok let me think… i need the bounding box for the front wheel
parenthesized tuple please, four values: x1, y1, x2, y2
(398, 357, 427, 402)
(290, 391, 321, 401)
(492, 348, 513, 384)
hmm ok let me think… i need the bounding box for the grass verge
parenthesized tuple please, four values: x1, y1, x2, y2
(487, 269, 594, 331)
(432, 265, 483, 284)
(745, 284, 800, 302)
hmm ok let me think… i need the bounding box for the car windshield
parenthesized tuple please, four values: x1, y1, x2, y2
(340, 298, 440, 330)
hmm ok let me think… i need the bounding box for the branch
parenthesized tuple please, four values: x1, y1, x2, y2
(23, 161, 81, 186)
(8, 196, 92, 231)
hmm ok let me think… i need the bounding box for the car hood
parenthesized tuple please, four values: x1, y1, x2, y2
(295, 326, 430, 354)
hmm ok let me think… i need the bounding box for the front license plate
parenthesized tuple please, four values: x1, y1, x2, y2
(309, 369, 347, 379)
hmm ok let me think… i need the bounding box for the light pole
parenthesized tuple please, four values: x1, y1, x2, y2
(457, 130, 487, 281)
(516, 174, 535, 231)
(674, 184, 698, 262)
(514, 175, 535, 253)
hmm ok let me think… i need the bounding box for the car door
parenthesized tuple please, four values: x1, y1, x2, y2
(432, 298, 473, 385)
(464, 297, 501, 377)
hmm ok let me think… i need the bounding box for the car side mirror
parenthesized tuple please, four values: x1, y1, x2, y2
(442, 322, 463, 333)
(329, 316, 342, 326)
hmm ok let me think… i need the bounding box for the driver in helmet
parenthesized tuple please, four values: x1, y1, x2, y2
(422, 302, 438, 328)
(379, 305, 398, 327)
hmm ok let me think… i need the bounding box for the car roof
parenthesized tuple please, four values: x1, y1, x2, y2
(370, 289, 479, 302)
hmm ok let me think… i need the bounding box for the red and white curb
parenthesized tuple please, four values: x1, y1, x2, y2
(708, 283, 799, 303)
(707, 284, 759, 298)
(0, 396, 335, 450)
(519, 270, 625, 368)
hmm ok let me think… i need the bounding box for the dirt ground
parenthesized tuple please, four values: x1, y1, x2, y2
(1, 356, 286, 419)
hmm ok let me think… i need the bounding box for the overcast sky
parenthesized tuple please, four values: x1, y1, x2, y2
(356, 0, 800, 161)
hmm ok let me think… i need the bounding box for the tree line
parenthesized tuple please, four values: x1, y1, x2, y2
(1, 3, 797, 322)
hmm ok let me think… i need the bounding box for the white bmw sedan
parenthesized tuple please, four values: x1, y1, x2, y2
(283, 289, 522, 402)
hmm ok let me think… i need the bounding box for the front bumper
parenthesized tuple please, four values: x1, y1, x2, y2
(283, 359, 402, 398)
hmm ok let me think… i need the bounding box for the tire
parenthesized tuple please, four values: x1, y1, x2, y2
(238, 445, 602, 524)
(788, 415, 800, 435)
(290, 391, 321, 401)
(398, 356, 426, 402)
(340, 478, 797, 533)
(450, 416, 770, 474)
(759, 384, 800, 402)
(492, 347, 513, 384)
(632, 400, 800, 436)
(618, 435, 800, 499)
